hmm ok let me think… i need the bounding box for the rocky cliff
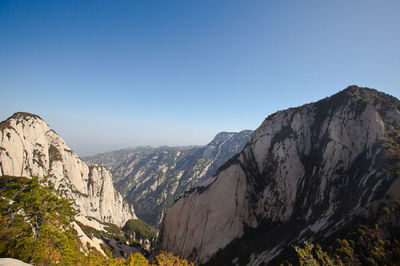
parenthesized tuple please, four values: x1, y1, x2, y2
(0, 112, 135, 227)
(87, 130, 253, 227)
(160, 86, 400, 264)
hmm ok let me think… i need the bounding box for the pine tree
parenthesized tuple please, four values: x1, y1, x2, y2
(0, 176, 80, 264)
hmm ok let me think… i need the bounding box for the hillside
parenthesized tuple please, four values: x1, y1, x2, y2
(86, 130, 253, 226)
(0, 112, 177, 262)
(0, 176, 189, 265)
(0, 112, 135, 226)
(160, 86, 400, 264)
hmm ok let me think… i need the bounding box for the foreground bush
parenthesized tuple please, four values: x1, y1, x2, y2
(0, 175, 194, 265)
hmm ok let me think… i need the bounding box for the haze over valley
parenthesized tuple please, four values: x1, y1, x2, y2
(1, 1, 400, 265)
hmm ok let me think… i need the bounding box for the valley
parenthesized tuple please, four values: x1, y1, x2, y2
(2, 1, 399, 264)
(85, 130, 253, 227)
(0, 86, 399, 265)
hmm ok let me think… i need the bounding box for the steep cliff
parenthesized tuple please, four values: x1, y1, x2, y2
(160, 86, 400, 264)
(0, 112, 135, 227)
(87, 130, 252, 227)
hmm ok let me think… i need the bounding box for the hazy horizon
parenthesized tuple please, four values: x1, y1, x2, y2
(1, 1, 399, 156)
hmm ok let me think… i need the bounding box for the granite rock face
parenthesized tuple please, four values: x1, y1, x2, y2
(160, 86, 400, 264)
(0, 113, 136, 227)
(86, 130, 253, 227)
(0, 258, 32, 266)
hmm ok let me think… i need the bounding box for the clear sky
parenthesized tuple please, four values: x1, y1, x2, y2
(1, 0, 399, 156)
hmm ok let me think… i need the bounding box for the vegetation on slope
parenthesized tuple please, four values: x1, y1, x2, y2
(122, 219, 158, 245)
(83, 251, 193, 266)
(76, 216, 158, 256)
(273, 196, 400, 265)
(0, 175, 193, 265)
(290, 223, 400, 265)
(0, 175, 80, 264)
(75, 218, 127, 244)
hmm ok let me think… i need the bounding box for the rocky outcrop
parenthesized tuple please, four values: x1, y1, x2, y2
(0, 258, 31, 266)
(160, 86, 400, 264)
(0, 113, 135, 227)
(86, 130, 252, 227)
(73, 216, 141, 258)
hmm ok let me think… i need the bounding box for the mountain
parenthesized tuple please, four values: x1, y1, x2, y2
(0, 174, 162, 264)
(86, 130, 253, 227)
(0, 112, 135, 227)
(159, 86, 400, 264)
(84, 146, 161, 170)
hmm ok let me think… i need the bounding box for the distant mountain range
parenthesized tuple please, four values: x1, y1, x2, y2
(2, 85, 399, 265)
(85, 130, 253, 227)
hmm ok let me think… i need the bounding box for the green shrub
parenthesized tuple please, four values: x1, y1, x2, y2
(122, 219, 157, 243)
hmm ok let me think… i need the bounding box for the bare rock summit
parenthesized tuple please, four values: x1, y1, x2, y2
(160, 86, 400, 264)
(0, 112, 136, 226)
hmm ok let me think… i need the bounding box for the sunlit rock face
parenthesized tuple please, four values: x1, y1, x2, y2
(160, 86, 400, 264)
(0, 112, 135, 227)
(86, 130, 253, 227)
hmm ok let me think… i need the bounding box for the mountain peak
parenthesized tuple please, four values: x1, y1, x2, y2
(210, 130, 253, 145)
(0, 112, 136, 226)
(1, 112, 44, 126)
(160, 86, 400, 264)
(10, 112, 43, 120)
(342, 84, 369, 93)
(1, 112, 48, 136)
(330, 85, 399, 108)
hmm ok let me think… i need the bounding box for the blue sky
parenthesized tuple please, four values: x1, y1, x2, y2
(1, 0, 399, 156)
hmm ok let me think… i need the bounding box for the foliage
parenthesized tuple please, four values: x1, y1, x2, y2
(75, 219, 127, 244)
(293, 242, 342, 266)
(0, 175, 194, 265)
(104, 221, 128, 243)
(126, 252, 149, 265)
(49, 144, 62, 164)
(0, 119, 13, 135)
(0, 175, 80, 264)
(81, 250, 193, 266)
(75, 220, 103, 239)
(292, 224, 400, 265)
(154, 251, 194, 266)
(122, 219, 158, 244)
